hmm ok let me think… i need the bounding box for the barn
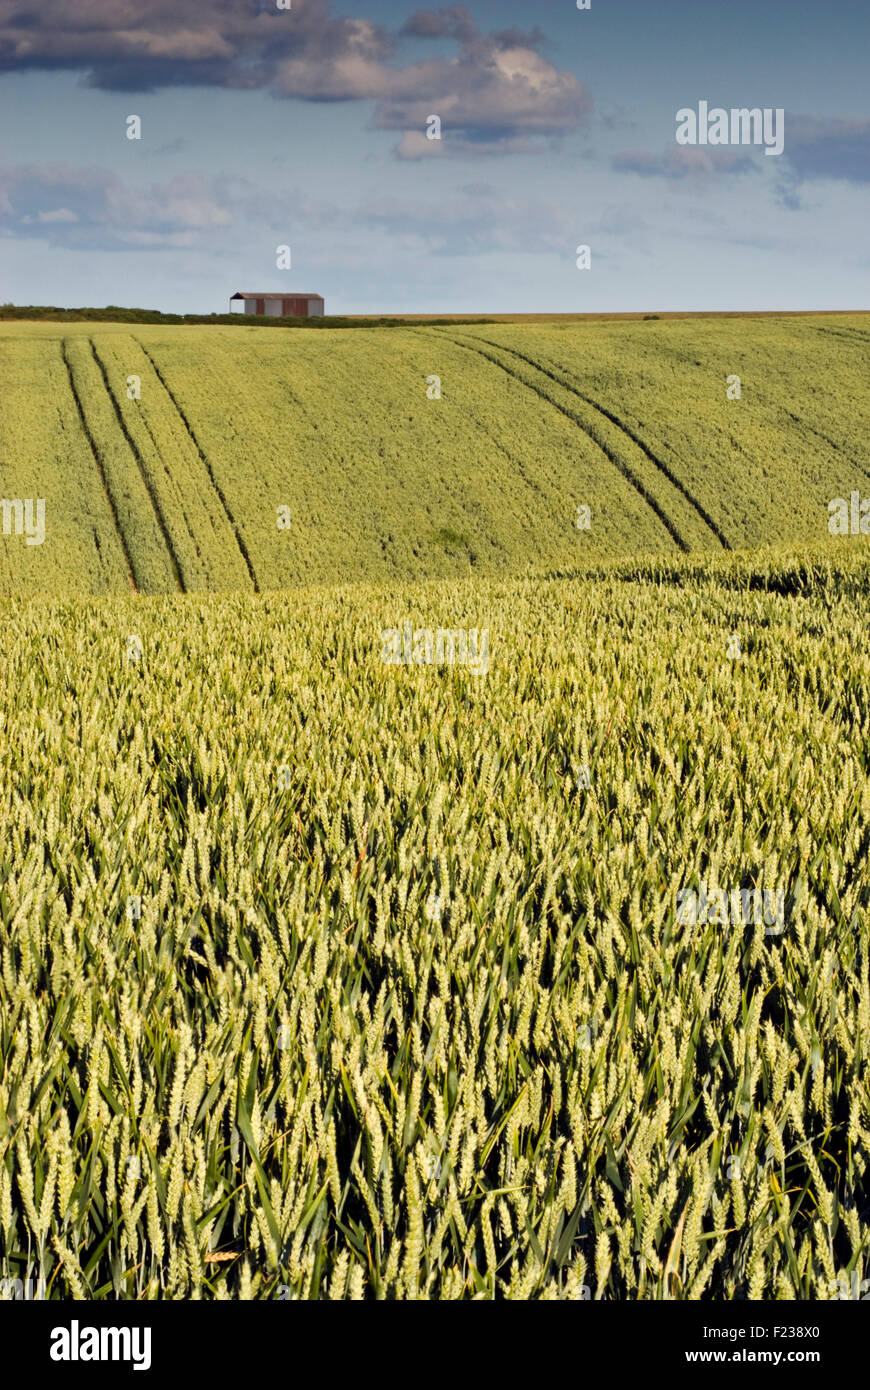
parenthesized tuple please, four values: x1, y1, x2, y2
(229, 291, 325, 318)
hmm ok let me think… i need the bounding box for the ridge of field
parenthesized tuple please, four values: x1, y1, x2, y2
(0, 316, 868, 595)
(4, 304, 869, 326)
(0, 304, 500, 330)
(1, 541, 868, 1299)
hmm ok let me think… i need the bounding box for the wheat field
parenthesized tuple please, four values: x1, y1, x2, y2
(1, 543, 868, 1299)
(1, 316, 869, 594)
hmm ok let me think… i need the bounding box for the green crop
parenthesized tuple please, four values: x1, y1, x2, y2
(1, 316, 868, 596)
(1, 543, 868, 1299)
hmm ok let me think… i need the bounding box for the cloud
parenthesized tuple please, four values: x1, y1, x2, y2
(780, 115, 870, 185)
(0, 0, 396, 91)
(36, 207, 78, 223)
(400, 6, 478, 42)
(358, 183, 576, 256)
(0, 162, 235, 249)
(394, 131, 445, 161)
(373, 42, 590, 154)
(0, 154, 582, 261)
(0, 0, 591, 155)
(612, 145, 759, 182)
(401, 8, 546, 50)
(612, 114, 870, 201)
(598, 105, 640, 134)
(394, 130, 547, 160)
(153, 137, 189, 156)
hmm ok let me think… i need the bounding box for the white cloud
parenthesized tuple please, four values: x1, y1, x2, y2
(36, 207, 79, 223)
(394, 131, 445, 160)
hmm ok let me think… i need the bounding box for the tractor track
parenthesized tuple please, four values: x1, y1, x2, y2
(61, 338, 139, 593)
(89, 337, 185, 592)
(123, 370, 207, 579)
(457, 331, 731, 551)
(782, 409, 870, 484)
(805, 324, 870, 347)
(138, 342, 260, 592)
(430, 330, 691, 553)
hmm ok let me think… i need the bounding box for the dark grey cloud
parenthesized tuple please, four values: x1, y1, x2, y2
(782, 116, 870, 185)
(400, 6, 477, 42)
(400, 6, 545, 51)
(0, 0, 591, 154)
(0, 0, 395, 92)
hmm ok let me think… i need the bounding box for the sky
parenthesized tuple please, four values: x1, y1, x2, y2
(0, 0, 868, 314)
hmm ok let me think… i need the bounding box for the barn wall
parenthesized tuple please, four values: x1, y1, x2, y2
(236, 296, 324, 316)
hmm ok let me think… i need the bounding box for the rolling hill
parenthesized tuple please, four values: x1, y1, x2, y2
(2, 312, 870, 1301)
(1, 314, 868, 594)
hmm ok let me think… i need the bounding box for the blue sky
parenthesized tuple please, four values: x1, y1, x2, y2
(0, 0, 868, 313)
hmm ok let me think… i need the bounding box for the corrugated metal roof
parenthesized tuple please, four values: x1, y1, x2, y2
(231, 291, 324, 299)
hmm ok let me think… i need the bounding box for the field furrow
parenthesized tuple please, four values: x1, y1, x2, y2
(467, 317, 870, 552)
(462, 332, 731, 549)
(61, 339, 138, 592)
(56, 337, 182, 592)
(91, 335, 246, 592)
(137, 342, 260, 592)
(441, 329, 695, 551)
(0, 335, 135, 593)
